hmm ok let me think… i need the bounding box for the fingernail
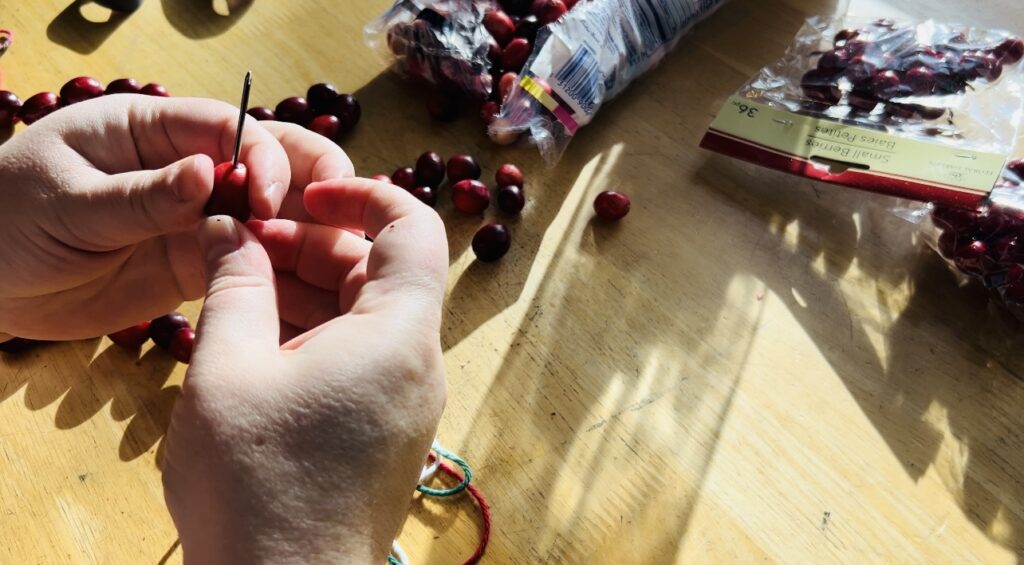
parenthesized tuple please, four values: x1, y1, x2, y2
(198, 216, 241, 261)
(174, 155, 211, 203)
(266, 181, 286, 214)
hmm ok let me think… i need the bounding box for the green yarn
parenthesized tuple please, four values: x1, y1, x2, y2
(417, 443, 473, 497)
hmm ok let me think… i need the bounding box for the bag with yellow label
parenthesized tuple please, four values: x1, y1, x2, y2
(702, 16, 1024, 315)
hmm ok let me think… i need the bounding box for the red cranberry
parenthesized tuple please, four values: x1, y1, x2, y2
(937, 230, 958, 259)
(415, 151, 446, 187)
(847, 89, 878, 112)
(834, 29, 859, 46)
(60, 76, 104, 105)
(992, 234, 1024, 263)
(897, 104, 942, 120)
(564, 0, 579, 8)
(1004, 264, 1024, 302)
(981, 53, 1003, 80)
(817, 49, 851, 74)
(484, 10, 516, 46)
(169, 327, 196, 364)
(18, 92, 61, 125)
(1008, 159, 1024, 179)
(472, 223, 511, 262)
(487, 40, 503, 66)
(499, 71, 518, 102)
(800, 69, 841, 105)
(276, 96, 313, 126)
(496, 163, 524, 186)
(534, 0, 567, 25)
(497, 184, 525, 214)
(447, 154, 482, 182)
(0, 91, 21, 128)
(844, 56, 876, 84)
(308, 114, 341, 140)
(500, 0, 532, 15)
(887, 103, 917, 120)
(149, 312, 190, 349)
(452, 179, 491, 214)
(933, 205, 980, 233)
(108, 321, 152, 349)
(869, 70, 901, 100)
(502, 38, 532, 72)
(411, 186, 438, 207)
(594, 191, 630, 221)
(371, 174, 393, 183)
(426, 89, 460, 122)
(903, 67, 935, 95)
(995, 37, 1024, 65)
(515, 15, 540, 42)
(843, 40, 869, 56)
(205, 163, 251, 221)
(391, 167, 417, 190)
(480, 100, 501, 125)
(141, 83, 169, 97)
(330, 94, 361, 131)
(960, 52, 1002, 81)
(307, 82, 339, 113)
(105, 78, 142, 95)
(954, 239, 988, 275)
(247, 106, 275, 121)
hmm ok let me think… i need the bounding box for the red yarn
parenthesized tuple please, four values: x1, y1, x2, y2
(436, 460, 491, 565)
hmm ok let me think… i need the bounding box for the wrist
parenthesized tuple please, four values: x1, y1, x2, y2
(181, 519, 380, 565)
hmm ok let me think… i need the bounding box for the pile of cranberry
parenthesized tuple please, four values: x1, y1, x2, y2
(377, 151, 526, 262)
(932, 159, 1024, 304)
(0, 76, 169, 129)
(376, 150, 629, 262)
(801, 20, 1024, 121)
(245, 82, 361, 142)
(385, 0, 581, 128)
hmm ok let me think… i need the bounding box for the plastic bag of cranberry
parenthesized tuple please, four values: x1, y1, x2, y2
(930, 161, 1024, 318)
(701, 17, 1024, 208)
(365, 0, 727, 161)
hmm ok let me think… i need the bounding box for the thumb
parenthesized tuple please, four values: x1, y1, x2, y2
(79, 154, 215, 250)
(191, 216, 280, 370)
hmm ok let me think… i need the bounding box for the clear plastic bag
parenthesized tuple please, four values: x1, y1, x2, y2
(700, 16, 1024, 317)
(365, 0, 497, 103)
(927, 159, 1024, 318)
(493, 0, 728, 162)
(701, 17, 1024, 207)
(365, 0, 728, 163)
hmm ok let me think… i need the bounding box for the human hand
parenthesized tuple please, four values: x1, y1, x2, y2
(0, 95, 352, 341)
(162, 178, 448, 563)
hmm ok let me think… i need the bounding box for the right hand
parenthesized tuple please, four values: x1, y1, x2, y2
(162, 178, 449, 563)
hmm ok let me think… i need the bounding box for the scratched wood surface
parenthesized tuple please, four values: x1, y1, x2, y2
(3, 0, 1024, 563)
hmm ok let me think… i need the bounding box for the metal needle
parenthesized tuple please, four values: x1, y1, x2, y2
(231, 71, 253, 168)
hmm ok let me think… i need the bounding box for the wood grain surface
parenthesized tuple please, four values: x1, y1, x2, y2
(2, 0, 1024, 563)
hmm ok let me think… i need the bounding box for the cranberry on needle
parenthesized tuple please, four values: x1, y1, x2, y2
(204, 71, 254, 221)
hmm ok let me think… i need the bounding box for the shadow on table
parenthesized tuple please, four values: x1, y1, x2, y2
(47, 0, 132, 55)
(702, 143, 1024, 558)
(0, 338, 181, 466)
(160, 0, 251, 39)
(411, 0, 848, 560)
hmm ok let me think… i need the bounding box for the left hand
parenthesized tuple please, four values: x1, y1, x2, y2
(0, 95, 353, 341)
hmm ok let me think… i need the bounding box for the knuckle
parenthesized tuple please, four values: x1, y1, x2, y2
(206, 272, 272, 298)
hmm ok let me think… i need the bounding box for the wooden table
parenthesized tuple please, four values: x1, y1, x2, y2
(3, 0, 1024, 562)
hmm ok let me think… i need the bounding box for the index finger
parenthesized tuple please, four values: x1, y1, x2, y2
(303, 178, 448, 317)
